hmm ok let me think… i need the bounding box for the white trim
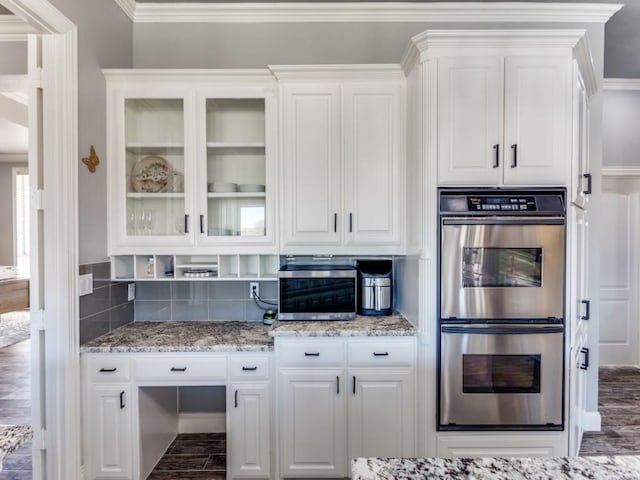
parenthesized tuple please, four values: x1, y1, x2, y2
(603, 78, 640, 91)
(1, 0, 74, 33)
(119, 2, 623, 24)
(0, 74, 28, 91)
(0, 153, 27, 162)
(0, 14, 34, 40)
(602, 167, 640, 177)
(583, 411, 602, 432)
(269, 64, 405, 81)
(574, 34, 598, 100)
(102, 68, 276, 85)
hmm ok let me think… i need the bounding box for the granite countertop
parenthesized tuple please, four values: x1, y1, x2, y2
(269, 313, 416, 337)
(0, 425, 32, 471)
(80, 321, 274, 353)
(352, 456, 640, 480)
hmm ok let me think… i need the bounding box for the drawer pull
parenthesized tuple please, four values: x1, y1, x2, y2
(336, 375, 340, 394)
(353, 376, 356, 395)
(373, 352, 389, 357)
(304, 352, 320, 357)
(99, 367, 117, 373)
(170, 367, 187, 372)
(242, 366, 258, 371)
(235, 389, 239, 408)
(120, 391, 125, 409)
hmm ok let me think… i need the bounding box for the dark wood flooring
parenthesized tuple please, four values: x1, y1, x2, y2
(580, 366, 640, 456)
(147, 433, 226, 480)
(0, 339, 31, 479)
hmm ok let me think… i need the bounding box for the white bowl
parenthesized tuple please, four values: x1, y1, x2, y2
(209, 182, 237, 193)
(237, 184, 265, 193)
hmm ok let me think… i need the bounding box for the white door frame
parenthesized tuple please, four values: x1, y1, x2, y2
(0, 1, 79, 479)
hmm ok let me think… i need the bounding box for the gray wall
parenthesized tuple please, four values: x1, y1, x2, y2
(0, 160, 27, 265)
(0, 42, 27, 74)
(603, 90, 640, 166)
(48, 0, 133, 264)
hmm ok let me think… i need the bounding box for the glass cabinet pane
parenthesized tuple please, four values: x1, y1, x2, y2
(125, 99, 186, 237)
(205, 98, 267, 238)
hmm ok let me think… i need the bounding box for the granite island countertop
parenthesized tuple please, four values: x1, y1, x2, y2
(80, 321, 274, 353)
(269, 313, 416, 337)
(352, 456, 640, 480)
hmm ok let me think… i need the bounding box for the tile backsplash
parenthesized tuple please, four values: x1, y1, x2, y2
(134, 280, 277, 322)
(79, 262, 134, 344)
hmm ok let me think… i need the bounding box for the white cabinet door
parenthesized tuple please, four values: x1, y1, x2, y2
(572, 68, 591, 209)
(348, 369, 414, 458)
(572, 207, 590, 346)
(279, 369, 346, 478)
(281, 85, 342, 247)
(343, 83, 403, 246)
(437, 57, 503, 185)
(86, 384, 132, 479)
(569, 336, 588, 456)
(503, 56, 571, 185)
(228, 383, 270, 479)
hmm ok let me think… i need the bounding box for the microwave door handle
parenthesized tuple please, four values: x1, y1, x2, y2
(441, 326, 564, 335)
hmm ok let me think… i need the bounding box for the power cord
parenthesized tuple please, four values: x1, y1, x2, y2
(252, 289, 278, 311)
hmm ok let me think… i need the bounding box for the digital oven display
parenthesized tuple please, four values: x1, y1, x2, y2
(467, 196, 537, 212)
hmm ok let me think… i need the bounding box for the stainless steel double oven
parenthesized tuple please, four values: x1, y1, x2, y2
(438, 189, 566, 430)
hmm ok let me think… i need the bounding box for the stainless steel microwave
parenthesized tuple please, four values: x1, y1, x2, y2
(278, 265, 357, 320)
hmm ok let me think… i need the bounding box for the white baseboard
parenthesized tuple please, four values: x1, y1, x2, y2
(178, 413, 226, 434)
(584, 411, 602, 432)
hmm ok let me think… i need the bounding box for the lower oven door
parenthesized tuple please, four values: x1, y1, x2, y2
(440, 323, 564, 429)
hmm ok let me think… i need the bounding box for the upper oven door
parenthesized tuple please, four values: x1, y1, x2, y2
(441, 217, 564, 320)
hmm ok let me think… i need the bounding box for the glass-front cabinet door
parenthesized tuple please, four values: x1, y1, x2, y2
(197, 89, 276, 250)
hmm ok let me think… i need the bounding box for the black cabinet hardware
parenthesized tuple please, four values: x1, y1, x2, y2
(184, 214, 189, 234)
(511, 144, 518, 168)
(119, 391, 125, 409)
(581, 300, 590, 321)
(170, 367, 187, 372)
(334, 213, 337, 233)
(242, 366, 258, 371)
(235, 389, 238, 408)
(304, 352, 320, 357)
(583, 173, 592, 195)
(200, 214, 204, 234)
(493, 144, 499, 168)
(349, 213, 353, 233)
(352, 376, 356, 395)
(336, 376, 340, 394)
(580, 347, 590, 370)
(99, 367, 117, 373)
(373, 352, 389, 357)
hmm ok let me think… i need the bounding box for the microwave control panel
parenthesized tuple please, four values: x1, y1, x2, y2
(467, 196, 537, 212)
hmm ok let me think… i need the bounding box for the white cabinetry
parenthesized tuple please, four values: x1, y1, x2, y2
(277, 67, 405, 254)
(104, 71, 277, 255)
(437, 56, 571, 186)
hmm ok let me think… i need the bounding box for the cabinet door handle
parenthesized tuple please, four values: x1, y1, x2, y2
(583, 173, 592, 195)
(184, 214, 189, 234)
(511, 144, 518, 168)
(334, 213, 337, 233)
(200, 214, 204, 234)
(99, 367, 117, 373)
(493, 144, 499, 168)
(581, 300, 590, 321)
(373, 352, 389, 357)
(349, 213, 353, 233)
(234, 389, 238, 408)
(336, 376, 340, 394)
(170, 367, 187, 372)
(580, 347, 590, 370)
(353, 376, 356, 395)
(304, 352, 320, 357)
(120, 391, 125, 409)
(242, 366, 257, 371)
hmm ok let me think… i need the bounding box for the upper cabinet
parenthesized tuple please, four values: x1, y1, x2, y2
(437, 55, 571, 186)
(105, 71, 277, 256)
(277, 68, 406, 255)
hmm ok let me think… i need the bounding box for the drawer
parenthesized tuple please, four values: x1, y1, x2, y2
(229, 356, 271, 381)
(347, 339, 415, 366)
(86, 356, 131, 382)
(134, 355, 227, 382)
(278, 341, 345, 367)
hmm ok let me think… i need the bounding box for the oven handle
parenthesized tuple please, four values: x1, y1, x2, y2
(441, 325, 564, 335)
(442, 217, 565, 226)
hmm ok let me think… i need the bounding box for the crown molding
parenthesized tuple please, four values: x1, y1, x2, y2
(102, 68, 276, 84)
(119, 2, 623, 24)
(400, 40, 420, 75)
(603, 78, 640, 91)
(0, 14, 35, 41)
(269, 64, 404, 81)
(574, 33, 597, 100)
(1, 0, 74, 34)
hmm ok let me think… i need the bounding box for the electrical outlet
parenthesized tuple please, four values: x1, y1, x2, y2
(249, 282, 259, 299)
(127, 283, 135, 301)
(78, 273, 93, 296)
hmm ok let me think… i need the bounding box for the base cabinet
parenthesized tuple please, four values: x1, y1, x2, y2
(86, 384, 133, 480)
(227, 383, 271, 479)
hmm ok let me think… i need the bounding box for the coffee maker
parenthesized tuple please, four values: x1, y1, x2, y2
(357, 260, 393, 316)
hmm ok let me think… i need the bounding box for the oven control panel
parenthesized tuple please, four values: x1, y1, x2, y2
(467, 196, 537, 212)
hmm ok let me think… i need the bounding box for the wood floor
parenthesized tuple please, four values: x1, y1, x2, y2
(0, 339, 31, 479)
(580, 366, 640, 456)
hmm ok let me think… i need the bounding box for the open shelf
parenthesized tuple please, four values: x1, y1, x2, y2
(207, 192, 266, 199)
(126, 143, 185, 155)
(127, 193, 186, 199)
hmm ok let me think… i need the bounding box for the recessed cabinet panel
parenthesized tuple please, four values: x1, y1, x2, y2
(437, 57, 503, 185)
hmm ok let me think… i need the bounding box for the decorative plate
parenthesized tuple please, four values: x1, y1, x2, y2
(131, 156, 170, 193)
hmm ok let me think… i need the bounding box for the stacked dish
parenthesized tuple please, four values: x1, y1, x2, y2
(208, 182, 237, 193)
(237, 184, 266, 192)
